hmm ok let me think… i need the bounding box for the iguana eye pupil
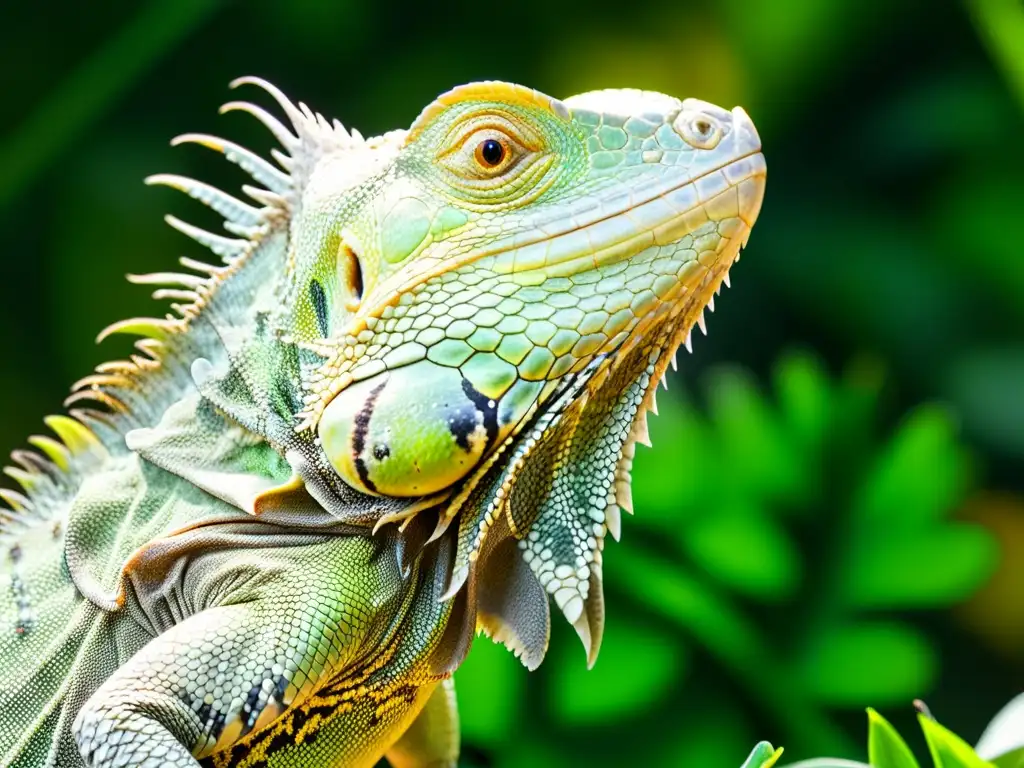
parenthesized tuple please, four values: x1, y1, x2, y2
(477, 138, 505, 167)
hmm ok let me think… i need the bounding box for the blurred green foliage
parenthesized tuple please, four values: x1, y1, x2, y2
(455, 354, 995, 765)
(2, 0, 1023, 765)
(778, 696, 1024, 767)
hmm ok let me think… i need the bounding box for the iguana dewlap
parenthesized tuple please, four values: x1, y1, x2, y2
(0, 78, 765, 767)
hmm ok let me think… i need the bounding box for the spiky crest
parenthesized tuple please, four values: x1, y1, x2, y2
(0, 77, 359, 536)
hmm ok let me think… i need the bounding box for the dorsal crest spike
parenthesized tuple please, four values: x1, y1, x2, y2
(219, 101, 299, 149)
(229, 76, 309, 135)
(405, 80, 571, 144)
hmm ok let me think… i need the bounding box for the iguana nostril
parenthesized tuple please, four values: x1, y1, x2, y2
(675, 110, 723, 149)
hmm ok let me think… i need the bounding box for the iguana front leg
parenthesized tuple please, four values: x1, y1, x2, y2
(73, 535, 405, 768)
(385, 678, 460, 768)
(74, 596, 340, 767)
(74, 603, 253, 767)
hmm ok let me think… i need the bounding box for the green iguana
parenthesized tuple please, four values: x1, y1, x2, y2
(0, 78, 765, 767)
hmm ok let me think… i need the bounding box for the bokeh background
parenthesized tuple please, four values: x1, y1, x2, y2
(2, 0, 1022, 765)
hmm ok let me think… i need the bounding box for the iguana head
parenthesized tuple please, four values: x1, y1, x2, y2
(276, 82, 763, 498)
(121, 78, 763, 667)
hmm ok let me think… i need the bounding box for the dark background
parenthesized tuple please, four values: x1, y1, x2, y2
(1, 1, 1022, 764)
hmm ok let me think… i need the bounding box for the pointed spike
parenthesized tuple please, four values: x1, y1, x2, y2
(68, 407, 118, 432)
(684, 331, 693, 353)
(223, 221, 263, 239)
(697, 312, 708, 336)
(553, 586, 584, 626)
(439, 565, 469, 603)
(178, 256, 225, 277)
(220, 100, 299, 150)
(127, 271, 205, 289)
(95, 361, 137, 375)
(633, 411, 652, 448)
(670, 350, 678, 371)
(172, 133, 291, 195)
(650, 391, 659, 416)
(723, 272, 731, 288)
(229, 76, 308, 140)
(44, 415, 104, 457)
(134, 337, 165, 359)
(27, 435, 71, 472)
(165, 215, 249, 260)
(427, 511, 457, 544)
(63, 388, 129, 414)
(615, 480, 634, 515)
(660, 374, 669, 391)
(605, 504, 622, 541)
(715, 284, 721, 295)
(315, 112, 333, 135)
(0, 488, 33, 512)
(270, 148, 294, 171)
(152, 288, 200, 303)
(350, 127, 364, 143)
(4, 466, 41, 493)
(70, 373, 135, 392)
(708, 294, 715, 312)
(97, 317, 181, 344)
(145, 174, 263, 226)
(12, 450, 53, 476)
(241, 185, 288, 209)
(371, 507, 418, 536)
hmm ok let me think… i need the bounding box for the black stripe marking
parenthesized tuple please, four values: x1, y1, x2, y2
(309, 279, 329, 337)
(460, 378, 499, 450)
(351, 381, 388, 493)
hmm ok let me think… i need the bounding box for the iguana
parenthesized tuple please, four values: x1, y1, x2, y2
(0, 77, 765, 767)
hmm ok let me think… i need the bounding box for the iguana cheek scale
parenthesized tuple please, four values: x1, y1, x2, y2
(0, 77, 764, 767)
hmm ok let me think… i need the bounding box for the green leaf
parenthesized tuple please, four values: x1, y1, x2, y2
(705, 368, 805, 505)
(549, 617, 684, 725)
(797, 623, 936, 706)
(867, 708, 921, 768)
(990, 749, 1024, 768)
(841, 525, 997, 609)
(607, 547, 764, 668)
(919, 715, 996, 768)
(852, 405, 970, 527)
(681, 502, 801, 600)
(773, 350, 832, 452)
(977, 694, 1024, 764)
(742, 741, 785, 768)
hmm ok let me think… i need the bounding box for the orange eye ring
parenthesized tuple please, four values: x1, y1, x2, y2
(474, 138, 507, 169)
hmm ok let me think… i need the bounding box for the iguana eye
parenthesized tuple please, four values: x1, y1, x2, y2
(475, 138, 507, 168)
(441, 127, 523, 180)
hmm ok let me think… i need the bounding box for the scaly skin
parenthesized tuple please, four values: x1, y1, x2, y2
(0, 78, 765, 767)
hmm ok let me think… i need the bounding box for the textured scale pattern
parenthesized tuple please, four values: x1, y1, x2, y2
(0, 77, 764, 767)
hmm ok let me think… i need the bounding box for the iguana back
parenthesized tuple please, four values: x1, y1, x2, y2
(0, 78, 765, 767)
